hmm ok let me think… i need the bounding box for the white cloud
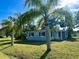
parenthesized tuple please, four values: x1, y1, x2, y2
(57, 0, 79, 11)
(60, 0, 78, 6)
(0, 25, 2, 29)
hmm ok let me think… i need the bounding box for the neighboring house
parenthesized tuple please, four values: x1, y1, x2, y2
(73, 27, 79, 36)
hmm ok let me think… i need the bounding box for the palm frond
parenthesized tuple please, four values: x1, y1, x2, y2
(20, 9, 42, 25)
(48, 0, 58, 6)
(25, 0, 42, 7)
(36, 17, 44, 30)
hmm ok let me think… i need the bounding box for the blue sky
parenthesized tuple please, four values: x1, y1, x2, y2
(0, 0, 26, 20)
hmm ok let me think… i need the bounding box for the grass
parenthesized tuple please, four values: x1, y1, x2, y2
(0, 38, 79, 59)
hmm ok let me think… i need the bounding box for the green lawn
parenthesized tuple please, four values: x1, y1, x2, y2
(0, 38, 79, 59)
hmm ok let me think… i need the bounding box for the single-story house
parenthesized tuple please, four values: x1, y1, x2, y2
(26, 26, 68, 41)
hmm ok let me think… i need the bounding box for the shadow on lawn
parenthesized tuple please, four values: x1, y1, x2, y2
(0, 45, 11, 51)
(0, 39, 46, 46)
(66, 38, 77, 42)
(40, 50, 51, 59)
(0, 37, 77, 46)
(51, 38, 77, 42)
(15, 40, 46, 45)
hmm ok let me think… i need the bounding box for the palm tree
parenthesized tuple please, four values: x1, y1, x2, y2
(24, 0, 58, 51)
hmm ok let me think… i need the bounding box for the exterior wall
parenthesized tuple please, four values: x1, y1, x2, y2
(26, 31, 46, 41)
(26, 30, 68, 41)
(62, 31, 68, 39)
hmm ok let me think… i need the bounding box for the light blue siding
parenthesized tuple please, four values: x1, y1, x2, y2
(26, 31, 68, 41)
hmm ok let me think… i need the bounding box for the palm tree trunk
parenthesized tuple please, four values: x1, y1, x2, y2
(46, 26, 51, 51)
(11, 32, 14, 46)
(44, 12, 51, 51)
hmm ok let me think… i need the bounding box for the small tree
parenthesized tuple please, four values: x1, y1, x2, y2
(53, 8, 74, 39)
(1, 16, 15, 46)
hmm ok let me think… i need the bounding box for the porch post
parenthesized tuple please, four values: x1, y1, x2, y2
(57, 32, 59, 40)
(61, 31, 62, 40)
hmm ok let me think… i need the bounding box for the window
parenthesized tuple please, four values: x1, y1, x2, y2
(51, 32, 52, 37)
(29, 32, 34, 36)
(39, 32, 45, 36)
